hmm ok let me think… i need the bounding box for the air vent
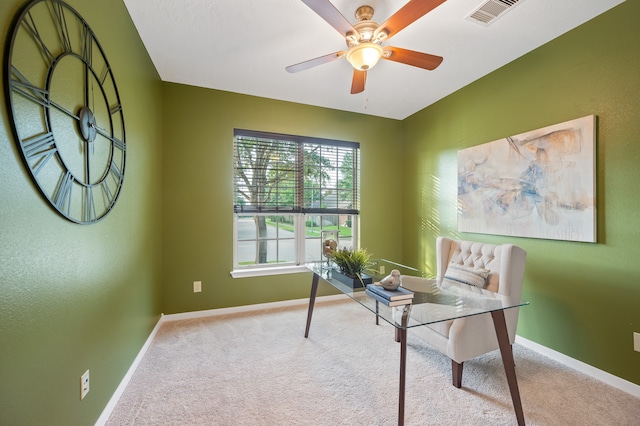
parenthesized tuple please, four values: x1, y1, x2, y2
(466, 0, 523, 26)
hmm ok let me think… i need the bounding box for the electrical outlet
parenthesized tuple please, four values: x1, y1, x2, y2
(379, 265, 385, 275)
(634, 332, 640, 352)
(80, 370, 90, 400)
(193, 281, 202, 293)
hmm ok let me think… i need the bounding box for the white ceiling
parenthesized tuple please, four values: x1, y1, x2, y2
(122, 0, 625, 120)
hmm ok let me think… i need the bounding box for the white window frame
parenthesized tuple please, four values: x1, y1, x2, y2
(231, 213, 359, 278)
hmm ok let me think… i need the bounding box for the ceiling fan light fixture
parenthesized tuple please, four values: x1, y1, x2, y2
(346, 42, 383, 71)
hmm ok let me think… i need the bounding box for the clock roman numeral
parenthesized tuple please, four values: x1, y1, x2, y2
(99, 67, 111, 86)
(81, 24, 92, 66)
(22, 132, 57, 175)
(49, 1, 72, 53)
(100, 180, 113, 204)
(112, 136, 125, 152)
(21, 11, 55, 66)
(10, 66, 49, 108)
(84, 186, 96, 223)
(110, 103, 122, 116)
(53, 171, 74, 213)
(109, 162, 123, 183)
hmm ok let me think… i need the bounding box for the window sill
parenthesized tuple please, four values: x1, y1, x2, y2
(230, 265, 311, 279)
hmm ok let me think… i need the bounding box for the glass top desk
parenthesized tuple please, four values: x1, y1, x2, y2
(304, 259, 529, 426)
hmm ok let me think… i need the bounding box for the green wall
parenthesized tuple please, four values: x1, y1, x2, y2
(161, 84, 404, 314)
(0, 0, 163, 425)
(402, 0, 639, 385)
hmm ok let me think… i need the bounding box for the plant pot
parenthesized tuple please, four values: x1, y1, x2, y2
(331, 269, 373, 289)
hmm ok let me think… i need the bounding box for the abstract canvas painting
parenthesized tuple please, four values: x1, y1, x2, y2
(457, 115, 596, 242)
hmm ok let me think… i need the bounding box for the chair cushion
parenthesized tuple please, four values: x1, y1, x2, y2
(427, 320, 453, 338)
(443, 263, 490, 288)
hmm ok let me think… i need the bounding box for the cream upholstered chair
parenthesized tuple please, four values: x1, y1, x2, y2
(409, 236, 527, 388)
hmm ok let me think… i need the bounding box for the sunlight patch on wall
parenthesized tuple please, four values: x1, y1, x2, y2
(438, 150, 462, 239)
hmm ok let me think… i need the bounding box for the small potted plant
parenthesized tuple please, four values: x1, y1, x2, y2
(329, 247, 373, 288)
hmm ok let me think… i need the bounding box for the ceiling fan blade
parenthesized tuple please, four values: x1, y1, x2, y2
(286, 51, 345, 73)
(383, 46, 443, 70)
(350, 69, 366, 94)
(375, 0, 446, 40)
(302, 0, 358, 37)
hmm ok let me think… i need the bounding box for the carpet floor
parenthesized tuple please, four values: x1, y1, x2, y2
(106, 299, 640, 425)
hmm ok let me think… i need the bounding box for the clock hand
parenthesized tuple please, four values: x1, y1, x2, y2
(84, 60, 90, 110)
(48, 99, 80, 121)
(85, 141, 91, 183)
(94, 126, 126, 151)
(87, 122, 106, 156)
(90, 122, 107, 134)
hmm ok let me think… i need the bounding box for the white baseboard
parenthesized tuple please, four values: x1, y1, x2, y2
(161, 293, 348, 322)
(515, 335, 640, 398)
(94, 318, 163, 426)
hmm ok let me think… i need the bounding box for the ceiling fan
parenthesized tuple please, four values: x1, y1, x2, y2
(286, 0, 446, 94)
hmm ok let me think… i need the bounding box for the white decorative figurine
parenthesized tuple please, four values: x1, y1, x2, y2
(378, 269, 402, 291)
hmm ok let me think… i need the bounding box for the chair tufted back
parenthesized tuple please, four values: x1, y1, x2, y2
(436, 237, 527, 302)
(408, 237, 528, 366)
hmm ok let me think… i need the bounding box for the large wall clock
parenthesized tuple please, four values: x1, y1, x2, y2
(4, 0, 126, 224)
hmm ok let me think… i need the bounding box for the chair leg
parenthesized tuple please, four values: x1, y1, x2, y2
(452, 360, 463, 388)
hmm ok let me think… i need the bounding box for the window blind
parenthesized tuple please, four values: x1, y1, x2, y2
(233, 130, 360, 215)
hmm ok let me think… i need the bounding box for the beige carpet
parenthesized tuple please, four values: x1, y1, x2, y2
(106, 299, 640, 425)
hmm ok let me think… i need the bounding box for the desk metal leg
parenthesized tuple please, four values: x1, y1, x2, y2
(491, 310, 525, 426)
(396, 305, 411, 426)
(398, 327, 407, 426)
(304, 273, 320, 338)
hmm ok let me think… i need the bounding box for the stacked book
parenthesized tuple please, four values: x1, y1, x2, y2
(365, 283, 414, 306)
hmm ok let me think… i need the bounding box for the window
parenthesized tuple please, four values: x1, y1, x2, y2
(233, 129, 360, 274)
